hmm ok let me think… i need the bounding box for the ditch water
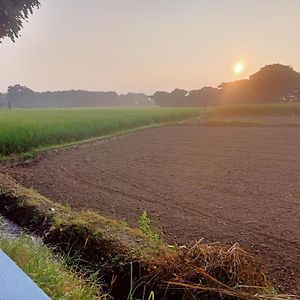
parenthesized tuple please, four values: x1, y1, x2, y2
(0, 215, 23, 238)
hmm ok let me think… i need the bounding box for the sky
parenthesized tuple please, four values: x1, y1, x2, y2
(1, 0, 300, 94)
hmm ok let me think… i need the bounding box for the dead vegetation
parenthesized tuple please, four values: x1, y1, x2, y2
(141, 242, 285, 300)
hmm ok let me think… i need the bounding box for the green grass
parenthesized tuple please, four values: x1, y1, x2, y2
(213, 102, 300, 116)
(0, 235, 106, 300)
(0, 107, 204, 157)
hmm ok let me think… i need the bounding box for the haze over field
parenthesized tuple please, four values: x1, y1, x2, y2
(1, 0, 300, 94)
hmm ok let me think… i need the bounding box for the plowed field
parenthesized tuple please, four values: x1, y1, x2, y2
(2, 125, 299, 294)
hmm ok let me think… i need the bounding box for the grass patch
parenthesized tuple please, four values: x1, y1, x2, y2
(0, 235, 106, 299)
(213, 103, 300, 116)
(0, 107, 204, 157)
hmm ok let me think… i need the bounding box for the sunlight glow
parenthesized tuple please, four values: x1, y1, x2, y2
(234, 62, 245, 74)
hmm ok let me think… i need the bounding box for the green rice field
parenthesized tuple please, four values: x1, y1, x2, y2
(1, 103, 298, 157)
(0, 107, 205, 157)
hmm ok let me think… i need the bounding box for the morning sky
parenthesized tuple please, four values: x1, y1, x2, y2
(1, 0, 299, 94)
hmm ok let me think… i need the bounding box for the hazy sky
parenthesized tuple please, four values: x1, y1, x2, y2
(1, 0, 300, 94)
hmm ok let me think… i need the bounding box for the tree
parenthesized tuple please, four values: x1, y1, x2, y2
(151, 91, 172, 107)
(0, 0, 40, 42)
(170, 89, 188, 106)
(249, 64, 300, 103)
(219, 64, 300, 104)
(7, 84, 34, 108)
(188, 87, 220, 107)
(151, 89, 188, 107)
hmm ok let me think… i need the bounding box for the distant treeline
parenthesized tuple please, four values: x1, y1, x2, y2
(1, 64, 299, 109)
(151, 64, 300, 107)
(0, 88, 153, 109)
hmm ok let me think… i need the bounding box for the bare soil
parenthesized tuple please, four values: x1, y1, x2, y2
(1, 125, 300, 294)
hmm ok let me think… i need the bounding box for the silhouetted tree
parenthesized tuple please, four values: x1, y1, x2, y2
(219, 64, 300, 104)
(7, 84, 34, 108)
(170, 89, 188, 106)
(119, 93, 153, 106)
(151, 91, 172, 107)
(4, 85, 152, 108)
(0, 0, 40, 42)
(0, 92, 3, 108)
(188, 87, 220, 107)
(151, 89, 188, 106)
(218, 79, 254, 104)
(249, 64, 300, 103)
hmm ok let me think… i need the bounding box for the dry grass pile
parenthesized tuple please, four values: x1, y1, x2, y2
(125, 241, 294, 300)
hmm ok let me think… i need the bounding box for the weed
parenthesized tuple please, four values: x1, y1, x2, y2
(147, 291, 155, 300)
(138, 211, 160, 243)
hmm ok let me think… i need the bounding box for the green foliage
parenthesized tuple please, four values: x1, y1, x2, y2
(0, 107, 203, 156)
(138, 210, 160, 242)
(0, 0, 40, 42)
(0, 235, 105, 299)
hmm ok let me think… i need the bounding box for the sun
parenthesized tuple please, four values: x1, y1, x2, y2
(234, 62, 244, 74)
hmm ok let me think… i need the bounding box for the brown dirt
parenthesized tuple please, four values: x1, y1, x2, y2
(1, 125, 300, 295)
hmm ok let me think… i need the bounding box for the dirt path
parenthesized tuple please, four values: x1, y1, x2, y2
(1, 126, 300, 294)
